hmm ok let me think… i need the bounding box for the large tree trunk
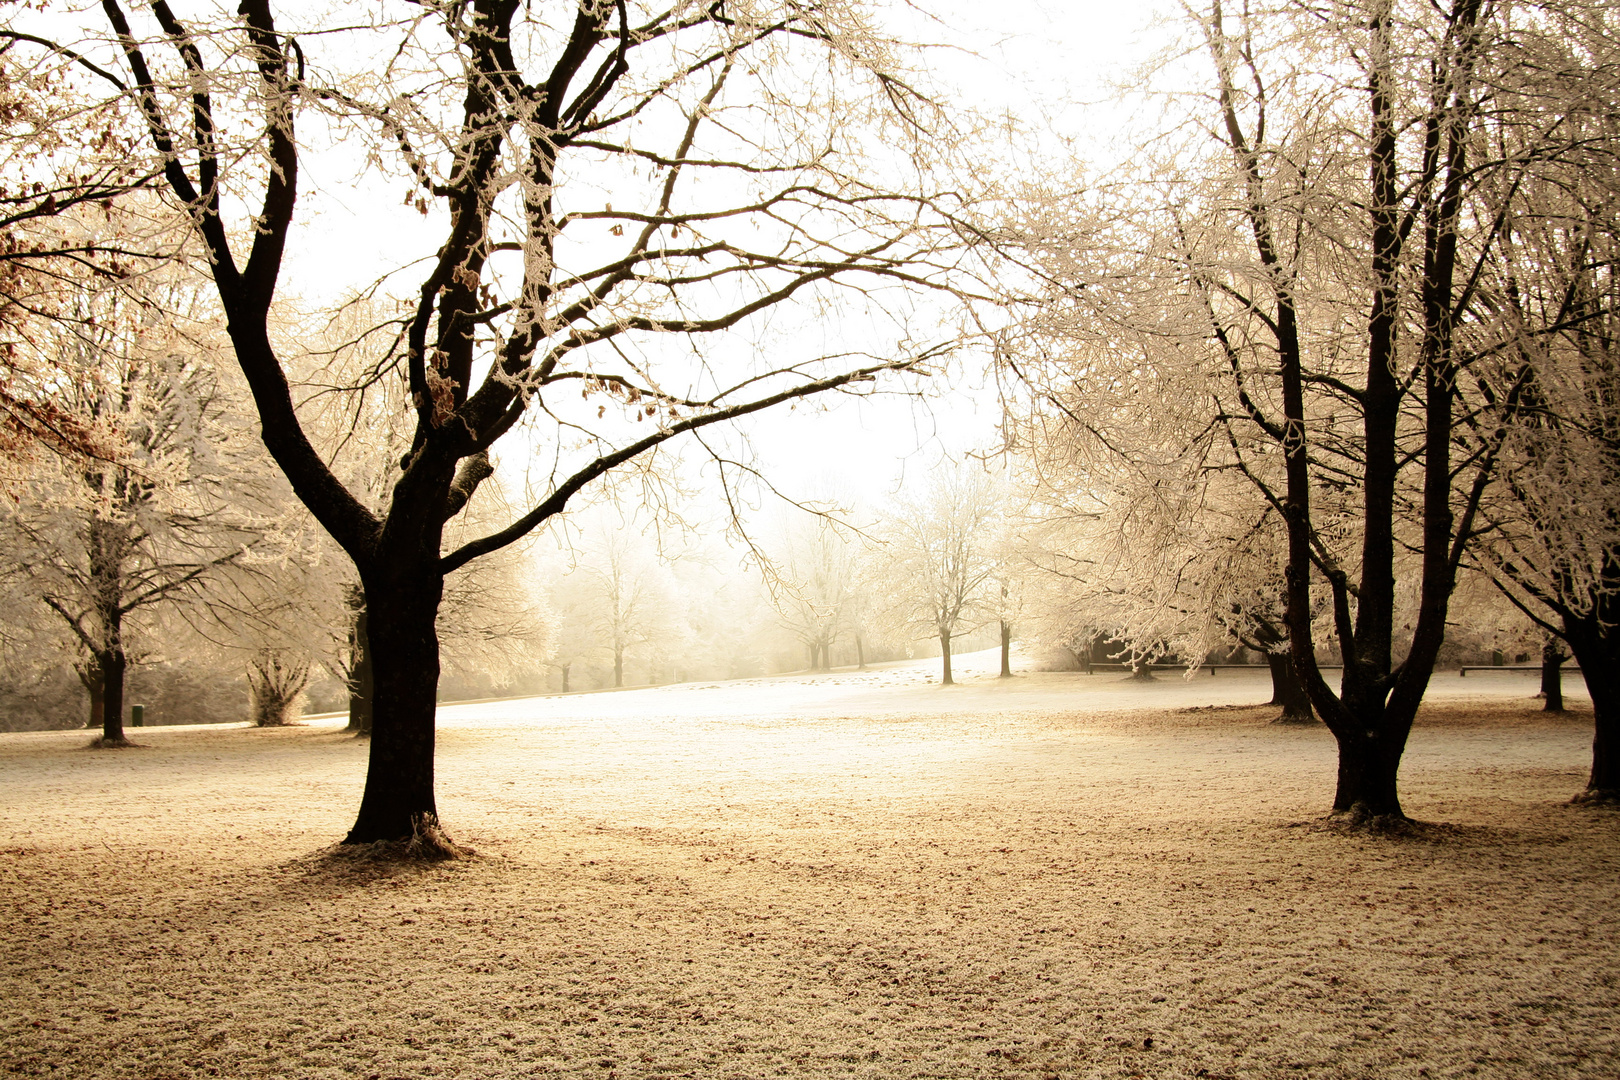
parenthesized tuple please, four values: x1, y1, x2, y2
(95, 643, 128, 745)
(1330, 720, 1407, 822)
(1266, 651, 1315, 723)
(1540, 639, 1566, 713)
(939, 630, 954, 685)
(345, 590, 374, 735)
(343, 569, 451, 848)
(999, 620, 1013, 678)
(1563, 616, 1619, 803)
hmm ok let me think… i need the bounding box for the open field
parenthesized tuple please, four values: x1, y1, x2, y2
(1, 654, 1617, 1079)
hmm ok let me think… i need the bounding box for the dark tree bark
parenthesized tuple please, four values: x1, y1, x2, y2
(1265, 651, 1315, 724)
(1540, 639, 1567, 713)
(93, 637, 128, 745)
(1331, 727, 1405, 817)
(1242, 618, 1314, 723)
(77, 665, 104, 732)
(1563, 611, 1620, 803)
(999, 620, 1013, 677)
(558, 662, 571, 694)
(939, 630, 954, 685)
(345, 565, 445, 843)
(345, 591, 373, 735)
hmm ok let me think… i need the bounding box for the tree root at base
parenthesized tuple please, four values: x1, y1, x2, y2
(87, 736, 144, 749)
(1325, 805, 1417, 835)
(1569, 788, 1620, 807)
(1269, 711, 1318, 726)
(334, 814, 474, 861)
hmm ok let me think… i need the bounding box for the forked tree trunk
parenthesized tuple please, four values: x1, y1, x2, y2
(1540, 639, 1566, 713)
(999, 620, 1012, 677)
(1563, 616, 1619, 803)
(558, 662, 571, 694)
(248, 651, 311, 726)
(343, 572, 445, 845)
(939, 630, 954, 685)
(1266, 651, 1315, 723)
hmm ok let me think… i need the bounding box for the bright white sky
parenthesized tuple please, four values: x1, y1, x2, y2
(268, 0, 1182, 516)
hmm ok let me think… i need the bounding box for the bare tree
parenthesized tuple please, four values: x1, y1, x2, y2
(872, 466, 1003, 685)
(765, 511, 859, 672)
(17, 0, 972, 848)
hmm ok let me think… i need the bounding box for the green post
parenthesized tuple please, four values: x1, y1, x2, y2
(130, 704, 145, 728)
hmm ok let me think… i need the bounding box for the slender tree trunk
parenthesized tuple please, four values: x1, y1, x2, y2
(999, 620, 1013, 678)
(83, 516, 132, 745)
(79, 665, 105, 732)
(343, 568, 449, 847)
(1266, 652, 1315, 723)
(855, 633, 866, 670)
(346, 595, 374, 735)
(1564, 616, 1619, 803)
(1540, 639, 1566, 713)
(614, 646, 624, 688)
(939, 630, 954, 685)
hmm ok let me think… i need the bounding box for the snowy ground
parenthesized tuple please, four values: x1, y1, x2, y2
(1, 651, 1616, 1079)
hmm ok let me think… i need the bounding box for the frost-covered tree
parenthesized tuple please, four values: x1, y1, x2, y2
(765, 512, 860, 672)
(1461, 8, 1620, 800)
(0, 41, 153, 476)
(871, 466, 1004, 685)
(0, 285, 269, 744)
(1004, 0, 1574, 823)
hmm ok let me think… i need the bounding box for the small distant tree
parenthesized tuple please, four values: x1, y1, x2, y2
(873, 467, 1003, 685)
(245, 648, 310, 726)
(765, 513, 859, 672)
(543, 511, 678, 689)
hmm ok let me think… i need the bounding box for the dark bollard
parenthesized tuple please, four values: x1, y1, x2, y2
(131, 704, 145, 728)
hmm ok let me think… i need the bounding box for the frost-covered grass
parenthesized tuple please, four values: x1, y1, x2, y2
(1, 655, 1615, 1078)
